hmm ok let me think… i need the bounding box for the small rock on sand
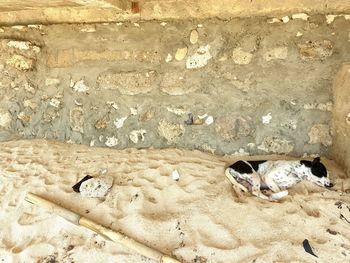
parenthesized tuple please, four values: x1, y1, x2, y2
(80, 176, 114, 198)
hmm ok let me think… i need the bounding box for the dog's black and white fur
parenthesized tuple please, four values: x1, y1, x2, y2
(225, 157, 333, 201)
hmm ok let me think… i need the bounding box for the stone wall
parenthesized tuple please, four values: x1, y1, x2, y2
(0, 15, 349, 156)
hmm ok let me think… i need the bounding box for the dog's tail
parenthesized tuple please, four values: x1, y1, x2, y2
(270, 190, 289, 200)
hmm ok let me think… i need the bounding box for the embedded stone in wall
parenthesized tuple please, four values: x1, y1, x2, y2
(158, 119, 185, 144)
(139, 108, 155, 122)
(23, 99, 38, 110)
(7, 40, 30, 50)
(105, 136, 118, 147)
(6, 54, 34, 71)
(5, 40, 41, 54)
(72, 79, 89, 93)
(298, 40, 333, 60)
(129, 129, 147, 144)
(70, 107, 84, 133)
(308, 124, 332, 146)
(95, 118, 107, 130)
(45, 78, 61, 86)
(17, 111, 31, 124)
(303, 102, 333, 111)
(190, 30, 199, 44)
(97, 71, 157, 95)
(175, 47, 188, 61)
(0, 109, 11, 129)
(43, 107, 59, 123)
(232, 48, 253, 65)
(258, 136, 294, 154)
(346, 113, 350, 125)
(160, 72, 199, 95)
(214, 116, 252, 141)
(186, 45, 212, 69)
(263, 47, 288, 61)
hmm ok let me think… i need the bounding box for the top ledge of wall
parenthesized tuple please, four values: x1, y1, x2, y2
(1, 0, 350, 25)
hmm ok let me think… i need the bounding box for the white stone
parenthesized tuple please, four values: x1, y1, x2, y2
(175, 47, 188, 61)
(114, 117, 127, 129)
(72, 79, 89, 92)
(105, 136, 118, 147)
(160, 22, 167, 26)
(49, 98, 60, 108)
(205, 116, 214, 125)
(116, 22, 123, 26)
(190, 30, 199, 44)
(80, 176, 114, 198)
(262, 113, 272, 124)
(90, 140, 95, 147)
(7, 41, 30, 50)
(130, 107, 138, 115)
(0, 28, 4, 33)
(129, 129, 147, 144)
(69, 78, 75, 88)
(292, 13, 309, 21)
(133, 23, 140, 27)
(45, 78, 60, 86)
(281, 16, 290, 23)
(296, 31, 303, 37)
(28, 24, 43, 29)
(74, 99, 83, 106)
(165, 53, 173, 63)
(186, 45, 212, 69)
(232, 47, 253, 65)
(197, 24, 203, 28)
(326, 15, 337, 24)
(11, 25, 25, 30)
(0, 110, 11, 129)
(171, 170, 180, 181)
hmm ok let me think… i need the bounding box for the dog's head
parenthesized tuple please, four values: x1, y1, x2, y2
(299, 157, 333, 188)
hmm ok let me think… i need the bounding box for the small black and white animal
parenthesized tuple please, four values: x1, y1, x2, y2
(225, 157, 333, 201)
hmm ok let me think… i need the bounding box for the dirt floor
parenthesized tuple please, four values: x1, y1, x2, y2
(0, 139, 349, 263)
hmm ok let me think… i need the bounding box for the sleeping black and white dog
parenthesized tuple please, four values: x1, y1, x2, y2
(225, 157, 333, 201)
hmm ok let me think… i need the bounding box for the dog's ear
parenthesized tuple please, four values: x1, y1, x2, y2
(312, 157, 320, 165)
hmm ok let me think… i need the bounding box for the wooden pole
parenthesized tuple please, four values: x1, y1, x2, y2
(25, 192, 181, 263)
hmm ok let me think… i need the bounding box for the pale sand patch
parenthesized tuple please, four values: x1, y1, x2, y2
(0, 139, 349, 263)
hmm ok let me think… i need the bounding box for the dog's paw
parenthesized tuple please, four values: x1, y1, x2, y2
(270, 190, 289, 200)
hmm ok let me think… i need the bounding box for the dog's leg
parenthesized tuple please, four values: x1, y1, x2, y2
(263, 170, 289, 201)
(250, 173, 271, 200)
(225, 168, 249, 193)
(265, 169, 288, 201)
(264, 174, 281, 193)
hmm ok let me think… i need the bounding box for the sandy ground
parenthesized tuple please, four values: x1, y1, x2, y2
(0, 139, 350, 263)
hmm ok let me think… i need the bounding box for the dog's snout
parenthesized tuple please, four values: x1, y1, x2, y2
(326, 183, 334, 188)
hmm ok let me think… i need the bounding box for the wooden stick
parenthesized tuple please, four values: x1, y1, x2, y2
(25, 192, 181, 263)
